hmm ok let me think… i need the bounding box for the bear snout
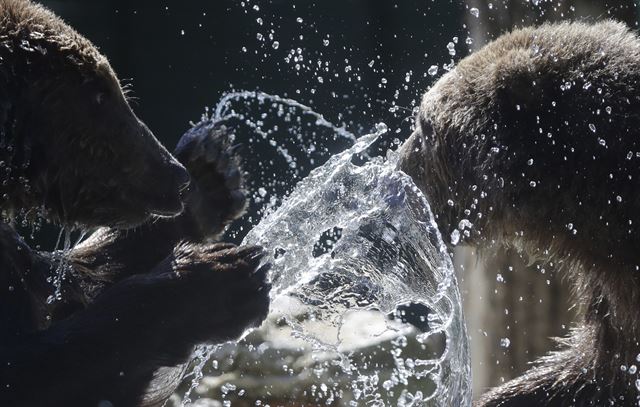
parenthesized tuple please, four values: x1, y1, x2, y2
(144, 160, 190, 217)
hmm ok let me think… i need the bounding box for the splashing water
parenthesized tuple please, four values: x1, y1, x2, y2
(46, 228, 88, 304)
(180, 92, 471, 406)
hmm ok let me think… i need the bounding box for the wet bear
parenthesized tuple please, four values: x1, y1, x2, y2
(0, 1, 270, 406)
(399, 21, 640, 406)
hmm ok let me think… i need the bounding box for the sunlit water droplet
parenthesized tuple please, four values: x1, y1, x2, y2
(447, 41, 456, 56)
(450, 229, 461, 245)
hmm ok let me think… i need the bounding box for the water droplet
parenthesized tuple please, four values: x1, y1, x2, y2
(428, 65, 438, 76)
(500, 338, 511, 348)
(450, 229, 461, 245)
(589, 123, 596, 133)
(458, 219, 473, 230)
(447, 42, 456, 56)
(375, 122, 389, 134)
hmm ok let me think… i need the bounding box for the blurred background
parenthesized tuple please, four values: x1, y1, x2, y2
(38, 0, 640, 403)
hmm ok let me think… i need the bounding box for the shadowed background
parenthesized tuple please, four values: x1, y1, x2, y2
(37, 0, 640, 402)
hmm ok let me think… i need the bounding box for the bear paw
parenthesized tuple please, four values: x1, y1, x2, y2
(169, 242, 271, 344)
(174, 121, 247, 240)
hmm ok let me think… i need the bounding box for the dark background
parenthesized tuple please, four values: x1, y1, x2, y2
(37, 0, 640, 155)
(39, 0, 469, 150)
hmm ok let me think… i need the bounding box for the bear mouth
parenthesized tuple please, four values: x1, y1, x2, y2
(143, 192, 186, 218)
(70, 194, 185, 229)
(44, 169, 188, 229)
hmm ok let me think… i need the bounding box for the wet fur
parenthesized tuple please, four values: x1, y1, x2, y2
(0, 1, 269, 406)
(399, 21, 640, 405)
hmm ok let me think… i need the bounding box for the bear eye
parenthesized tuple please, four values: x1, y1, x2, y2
(95, 92, 106, 105)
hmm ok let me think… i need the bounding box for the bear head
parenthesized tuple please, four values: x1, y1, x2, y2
(0, 0, 190, 228)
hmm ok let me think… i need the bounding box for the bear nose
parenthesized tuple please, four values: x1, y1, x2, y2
(146, 161, 190, 217)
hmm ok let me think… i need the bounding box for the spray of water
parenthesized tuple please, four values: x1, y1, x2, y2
(46, 228, 88, 304)
(180, 92, 471, 406)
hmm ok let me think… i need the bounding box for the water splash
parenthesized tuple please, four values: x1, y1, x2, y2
(213, 91, 356, 144)
(181, 346, 218, 406)
(46, 228, 88, 304)
(180, 92, 471, 406)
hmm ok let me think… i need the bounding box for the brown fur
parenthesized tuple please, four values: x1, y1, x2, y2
(399, 21, 640, 405)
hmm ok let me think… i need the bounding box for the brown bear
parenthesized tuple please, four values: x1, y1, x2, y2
(0, 1, 270, 406)
(398, 21, 640, 406)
